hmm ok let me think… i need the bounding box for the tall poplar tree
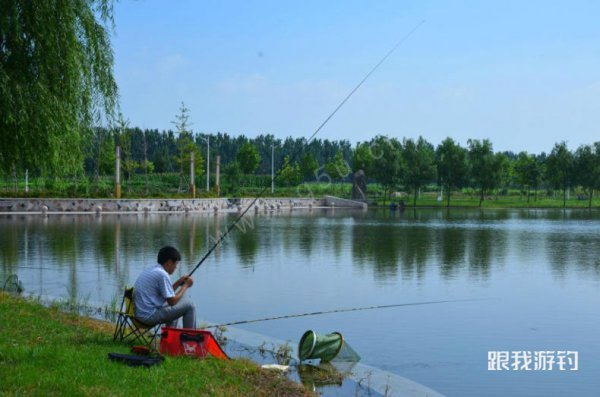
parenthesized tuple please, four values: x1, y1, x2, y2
(436, 138, 468, 207)
(545, 142, 574, 208)
(467, 139, 508, 206)
(370, 136, 403, 203)
(402, 136, 436, 206)
(0, 0, 118, 177)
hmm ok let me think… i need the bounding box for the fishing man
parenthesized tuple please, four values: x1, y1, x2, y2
(133, 246, 196, 328)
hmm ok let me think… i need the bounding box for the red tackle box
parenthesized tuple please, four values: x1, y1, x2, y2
(159, 327, 229, 360)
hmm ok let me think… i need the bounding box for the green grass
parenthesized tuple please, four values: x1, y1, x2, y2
(0, 293, 313, 397)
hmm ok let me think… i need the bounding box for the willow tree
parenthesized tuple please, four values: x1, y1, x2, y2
(0, 1, 118, 177)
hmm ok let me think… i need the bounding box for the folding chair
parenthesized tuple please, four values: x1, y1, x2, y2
(113, 287, 161, 348)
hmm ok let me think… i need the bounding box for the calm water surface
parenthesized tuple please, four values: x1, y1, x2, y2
(1, 208, 599, 396)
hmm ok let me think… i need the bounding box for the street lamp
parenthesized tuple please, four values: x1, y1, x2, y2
(199, 134, 210, 192)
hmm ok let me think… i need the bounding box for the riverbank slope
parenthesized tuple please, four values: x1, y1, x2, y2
(0, 292, 313, 396)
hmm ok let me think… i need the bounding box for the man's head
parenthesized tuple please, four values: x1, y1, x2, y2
(157, 246, 181, 274)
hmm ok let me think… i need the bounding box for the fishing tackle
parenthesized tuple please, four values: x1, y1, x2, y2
(203, 298, 487, 328)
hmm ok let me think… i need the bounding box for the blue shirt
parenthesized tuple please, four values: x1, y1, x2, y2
(133, 263, 175, 320)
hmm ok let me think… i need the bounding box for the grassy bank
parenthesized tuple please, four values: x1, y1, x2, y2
(0, 293, 312, 397)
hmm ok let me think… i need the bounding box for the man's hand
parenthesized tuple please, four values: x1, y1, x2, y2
(167, 276, 194, 306)
(174, 275, 193, 289)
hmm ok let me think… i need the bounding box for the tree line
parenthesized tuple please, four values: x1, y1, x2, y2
(350, 136, 600, 208)
(4, 98, 600, 206)
(77, 115, 600, 208)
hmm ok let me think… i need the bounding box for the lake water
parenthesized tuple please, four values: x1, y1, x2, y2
(1, 208, 599, 396)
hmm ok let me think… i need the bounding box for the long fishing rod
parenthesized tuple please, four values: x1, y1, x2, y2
(187, 21, 425, 278)
(203, 298, 488, 328)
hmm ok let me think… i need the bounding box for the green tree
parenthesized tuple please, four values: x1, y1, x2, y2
(0, 0, 118, 177)
(98, 131, 116, 176)
(82, 127, 115, 180)
(278, 156, 302, 187)
(352, 142, 373, 173)
(513, 151, 542, 203)
(467, 139, 507, 206)
(114, 114, 139, 192)
(369, 136, 403, 203)
(237, 143, 260, 175)
(436, 138, 468, 207)
(324, 151, 350, 187)
(402, 136, 436, 206)
(574, 144, 600, 209)
(545, 141, 574, 208)
(299, 153, 319, 180)
(223, 162, 242, 194)
(172, 103, 204, 192)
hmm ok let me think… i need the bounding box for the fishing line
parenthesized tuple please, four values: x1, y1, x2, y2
(203, 298, 488, 328)
(187, 20, 425, 278)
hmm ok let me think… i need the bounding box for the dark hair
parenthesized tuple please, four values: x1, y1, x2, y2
(157, 246, 181, 265)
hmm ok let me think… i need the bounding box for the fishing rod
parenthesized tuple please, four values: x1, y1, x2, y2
(187, 20, 425, 278)
(203, 298, 488, 328)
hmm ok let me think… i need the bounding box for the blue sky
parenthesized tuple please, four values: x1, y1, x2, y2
(112, 0, 600, 154)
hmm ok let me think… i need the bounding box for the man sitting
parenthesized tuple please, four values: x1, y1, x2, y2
(134, 246, 196, 328)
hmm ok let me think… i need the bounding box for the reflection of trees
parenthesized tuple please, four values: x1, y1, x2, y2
(281, 215, 316, 255)
(4, 209, 600, 305)
(297, 218, 316, 255)
(437, 227, 467, 279)
(352, 224, 401, 279)
(397, 226, 431, 280)
(41, 215, 80, 300)
(466, 227, 506, 279)
(330, 223, 344, 260)
(93, 217, 118, 274)
(0, 216, 20, 275)
(234, 226, 259, 268)
(546, 233, 600, 278)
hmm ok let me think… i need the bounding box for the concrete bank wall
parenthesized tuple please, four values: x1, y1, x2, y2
(0, 197, 331, 214)
(324, 195, 368, 209)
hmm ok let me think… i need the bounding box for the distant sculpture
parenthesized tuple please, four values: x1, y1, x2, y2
(352, 170, 367, 200)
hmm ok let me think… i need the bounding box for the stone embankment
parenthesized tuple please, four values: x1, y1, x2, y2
(0, 197, 367, 214)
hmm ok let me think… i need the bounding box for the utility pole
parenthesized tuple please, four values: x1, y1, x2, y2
(200, 135, 210, 192)
(271, 144, 274, 194)
(216, 155, 221, 197)
(206, 135, 210, 192)
(190, 151, 196, 198)
(115, 146, 121, 199)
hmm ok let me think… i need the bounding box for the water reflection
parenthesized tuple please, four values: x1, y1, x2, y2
(2, 209, 600, 298)
(351, 223, 401, 279)
(437, 226, 467, 279)
(234, 222, 259, 268)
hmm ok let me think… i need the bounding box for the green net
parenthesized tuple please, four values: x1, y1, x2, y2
(298, 330, 360, 363)
(2, 274, 24, 294)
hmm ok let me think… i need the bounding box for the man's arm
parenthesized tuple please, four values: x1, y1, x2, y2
(166, 277, 193, 306)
